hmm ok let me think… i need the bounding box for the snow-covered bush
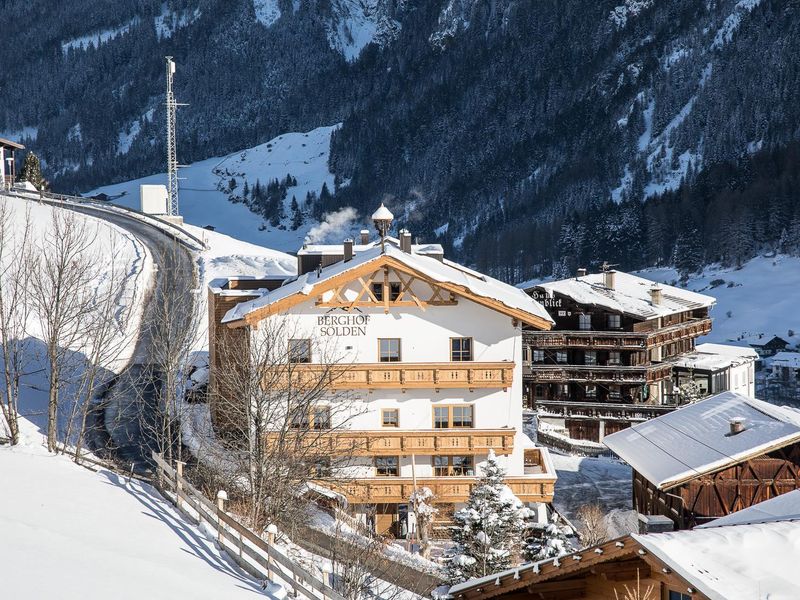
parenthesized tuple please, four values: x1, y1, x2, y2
(444, 450, 526, 583)
(523, 512, 572, 562)
(409, 486, 437, 559)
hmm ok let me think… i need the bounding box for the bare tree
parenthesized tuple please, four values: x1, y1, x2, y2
(409, 486, 437, 560)
(30, 209, 100, 452)
(575, 503, 609, 548)
(0, 200, 34, 445)
(211, 317, 363, 533)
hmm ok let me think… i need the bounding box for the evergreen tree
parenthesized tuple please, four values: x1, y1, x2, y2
(445, 451, 526, 583)
(523, 512, 572, 563)
(19, 152, 44, 190)
(290, 195, 303, 230)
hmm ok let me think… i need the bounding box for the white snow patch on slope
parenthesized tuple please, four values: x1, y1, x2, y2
(327, 0, 400, 62)
(154, 4, 201, 39)
(253, 0, 281, 27)
(62, 19, 137, 54)
(89, 124, 341, 253)
(609, 0, 654, 29)
(117, 121, 140, 155)
(712, 0, 763, 49)
(430, 0, 473, 48)
(0, 419, 264, 600)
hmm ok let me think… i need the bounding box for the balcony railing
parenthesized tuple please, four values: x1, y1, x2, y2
(281, 362, 515, 390)
(523, 317, 712, 350)
(279, 428, 516, 456)
(534, 399, 677, 421)
(523, 363, 672, 384)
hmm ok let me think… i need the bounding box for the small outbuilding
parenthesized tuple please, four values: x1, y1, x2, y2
(603, 391, 800, 529)
(0, 138, 24, 189)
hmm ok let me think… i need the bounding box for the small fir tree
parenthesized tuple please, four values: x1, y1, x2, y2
(290, 196, 303, 230)
(523, 512, 571, 562)
(445, 450, 526, 583)
(19, 152, 44, 190)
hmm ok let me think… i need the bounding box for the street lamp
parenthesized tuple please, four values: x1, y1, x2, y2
(372, 202, 394, 253)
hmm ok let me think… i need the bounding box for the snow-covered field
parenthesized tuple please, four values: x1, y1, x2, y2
(636, 255, 800, 347)
(0, 418, 264, 599)
(90, 124, 347, 252)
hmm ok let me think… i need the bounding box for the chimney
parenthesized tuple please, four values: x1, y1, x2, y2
(729, 417, 746, 435)
(400, 229, 412, 253)
(360, 229, 370, 245)
(649, 285, 663, 306)
(577, 268, 587, 277)
(603, 269, 616, 290)
(343, 238, 354, 262)
(637, 514, 675, 534)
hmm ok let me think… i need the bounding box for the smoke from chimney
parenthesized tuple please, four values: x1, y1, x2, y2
(304, 207, 358, 244)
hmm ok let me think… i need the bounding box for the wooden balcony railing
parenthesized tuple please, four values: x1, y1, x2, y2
(331, 474, 555, 504)
(281, 362, 515, 390)
(523, 318, 712, 351)
(281, 428, 516, 456)
(534, 399, 676, 421)
(523, 363, 672, 384)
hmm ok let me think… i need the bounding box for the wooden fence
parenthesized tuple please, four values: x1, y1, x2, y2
(151, 451, 347, 600)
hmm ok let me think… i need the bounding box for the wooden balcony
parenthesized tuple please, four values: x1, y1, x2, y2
(524, 363, 672, 384)
(294, 428, 516, 456)
(283, 362, 514, 390)
(535, 399, 676, 421)
(523, 318, 712, 351)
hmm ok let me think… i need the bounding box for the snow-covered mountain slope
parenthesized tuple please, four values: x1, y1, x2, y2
(326, 0, 402, 61)
(90, 124, 346, 252)
(0, 419, 263, 600)
(636, 255, 800, 348)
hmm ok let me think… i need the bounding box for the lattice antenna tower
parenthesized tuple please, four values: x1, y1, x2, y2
(165, 56, 187, 216)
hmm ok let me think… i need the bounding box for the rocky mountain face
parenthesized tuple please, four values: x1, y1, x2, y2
(1, 0, 799, 279)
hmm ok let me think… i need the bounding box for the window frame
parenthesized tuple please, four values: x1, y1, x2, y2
(607, 313, 621, 329)
(374, 456, 400, 477)
(450, 337, 473, 362)
(378, 338, 402, 362)
(432, 455, 474, 476)
(432, 405, 474, 429)
(584, 350, 597, 366)
(556, 350, 568, 363)
(288, 338, 312, 363)
(381, 408, 399, 428)
(578, 313, 592, 331)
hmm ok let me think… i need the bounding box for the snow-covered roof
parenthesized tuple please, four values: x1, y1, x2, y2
(670, 342, 758, 371)
(634, 521, 800, 600)
(603, 391, 800, 489)
(222, 244, 553, 326)
(770, 351, 800, 369)
(531, 271, 715, 320)
(297, 235, 443, 257)
(697, 490, 800, 529)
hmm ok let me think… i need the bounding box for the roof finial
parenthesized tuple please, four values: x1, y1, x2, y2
(372, 202, 394, 253)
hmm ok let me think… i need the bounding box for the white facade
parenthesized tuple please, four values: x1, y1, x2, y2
(140, 184, 168, 214)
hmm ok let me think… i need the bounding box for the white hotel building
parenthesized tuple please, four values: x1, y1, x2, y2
(208, 206, 557, 536)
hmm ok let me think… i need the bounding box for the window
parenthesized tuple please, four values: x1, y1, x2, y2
(379, 338, 401, 362)
(584, 351, 597, 365)
(312, 406, 331, 429)
(433, 405, 473, 429)
(578, 313, 592, 330)
(372, 282, 383, 301)
(608, 351, 621, 365)
(433, 455, 474, 476)
(667, 592, 691, 600)
(556, 351, 568, 363)
(533, 350, 545, 363)
(607, 313, 621, 329)
(585, 384, 597, 398)
(290, 410, 309, 429)
(371, 282, 401, 301)
(375, 456, 399, 477)
(450, 337, 473, 361)
(288, 338, 311, 363)
(381, 408, 399, 428)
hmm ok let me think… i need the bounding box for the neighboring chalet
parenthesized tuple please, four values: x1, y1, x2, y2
(0, 137, 24, 189)
(208, 205, 558, 536)
(749, 335, 790, 358)
(768, 351, 800, 383)
(671, 343, 757, 398)
(604, 391, 800, 529)
(446, 497, 800, 600)
(519, 269, 715, 442)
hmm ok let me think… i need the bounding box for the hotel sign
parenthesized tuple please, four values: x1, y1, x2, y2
(318, 314, 371, 336)
(531, 290, 563, 308)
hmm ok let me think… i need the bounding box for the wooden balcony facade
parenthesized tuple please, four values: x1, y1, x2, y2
(535, 399, 677, 422)
(286, 361, 515, 390)
(523, 317, 712, 351)
(332, 474, 555, 504)
(294, 428, 516, 456)
(523, 363, 672, 384)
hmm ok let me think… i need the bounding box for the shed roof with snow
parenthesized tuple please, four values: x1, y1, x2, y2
(528, 271, 715, 320)
(221, 244, 554, 329)
(603, 391, 800, 490)
(670, 342, 758, 371)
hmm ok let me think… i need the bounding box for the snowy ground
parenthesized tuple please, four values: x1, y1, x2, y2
(89, 124, 354, 252)
(549, 452, 638, 539)
(0, 418, 264, 599)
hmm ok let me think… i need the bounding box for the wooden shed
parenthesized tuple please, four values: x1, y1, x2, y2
(604, 391, 800, 529)
(0, 137, 24, 188)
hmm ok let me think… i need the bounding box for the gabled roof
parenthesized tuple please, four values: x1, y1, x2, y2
(221, 245, 553, 329)
(530, 271, 715, 320)
(696, 489, 800, 529)
(603, 391, 800, 490)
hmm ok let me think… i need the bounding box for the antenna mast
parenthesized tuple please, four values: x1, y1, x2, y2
(165, 56, 179, 216)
